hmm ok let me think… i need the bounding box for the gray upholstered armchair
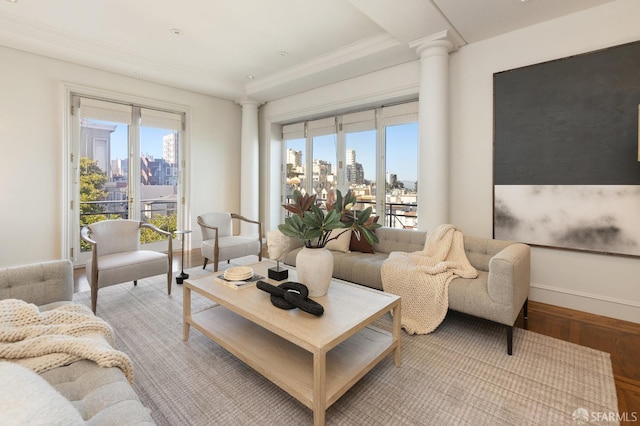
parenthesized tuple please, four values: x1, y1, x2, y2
(197, 212, 262, 272)
(81, 219, 173, 314)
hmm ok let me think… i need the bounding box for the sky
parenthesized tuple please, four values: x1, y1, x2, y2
(287, 122, 418, 184)
(101, 119, 419, 183)
(99, 121, 173, 160)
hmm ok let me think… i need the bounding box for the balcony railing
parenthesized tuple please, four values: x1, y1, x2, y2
(79, 200, 176, 223)
(284, 196, 418, 229)
(353, 200, 418, 229)
(79, 200, 177, 251)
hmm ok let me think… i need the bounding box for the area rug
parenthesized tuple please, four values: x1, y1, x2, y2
(73, 258, 618, 425)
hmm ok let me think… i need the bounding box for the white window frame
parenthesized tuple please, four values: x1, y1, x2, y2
(61, 83, 191, 263)
(281, 101, 418, 227)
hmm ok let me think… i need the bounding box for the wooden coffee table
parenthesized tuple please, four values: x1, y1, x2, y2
(183, 261, 401, 426)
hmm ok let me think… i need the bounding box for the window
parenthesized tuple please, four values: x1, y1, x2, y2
(384, 123, 418, 228)
(381, 102, 419, 229)
(343, 109, 378, 220)
(283, 122, 306, 204)
(71, 96, 185, 264)
(308, 117, 337, 204)
(282, 101, 418, 228)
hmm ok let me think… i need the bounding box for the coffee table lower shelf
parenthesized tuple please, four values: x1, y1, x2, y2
(187, 305, 396, 415)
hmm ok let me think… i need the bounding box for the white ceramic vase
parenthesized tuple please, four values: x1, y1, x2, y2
(295, 246, 334, 297)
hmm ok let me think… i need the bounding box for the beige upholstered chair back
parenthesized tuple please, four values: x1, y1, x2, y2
(198, 212, 232, 240)
(196, 212, 262, 272)
(86, 220, 141, 256)
(0, 260, 74, 306)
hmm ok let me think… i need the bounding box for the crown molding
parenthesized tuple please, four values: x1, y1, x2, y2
(409, 30, 464, 55)
(0, 14, 417, 102)
(245, 32, 408, 98)
(0, 13, 245, 100)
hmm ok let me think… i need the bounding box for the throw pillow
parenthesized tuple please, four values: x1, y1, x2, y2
(324, 228, 352, 252)
(349, 216, 379, 253)
(0, 362, 85, 425)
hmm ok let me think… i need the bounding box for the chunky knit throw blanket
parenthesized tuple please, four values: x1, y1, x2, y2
(0, 299, 134, 383)
(381, 224, 478, 334)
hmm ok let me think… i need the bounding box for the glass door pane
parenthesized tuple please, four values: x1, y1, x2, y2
(311, 134, 337, 207)
(138, 126, 179, 245)
(385, 122, 418, 229)
(346, 129, 377, 217)
(79, 118, 130, 256)
(285, 138, 306, 205)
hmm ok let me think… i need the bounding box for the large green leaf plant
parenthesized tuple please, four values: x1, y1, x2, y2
(278, 189, 381, 249)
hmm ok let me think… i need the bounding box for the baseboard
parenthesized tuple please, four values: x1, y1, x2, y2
(530, 283, 640, 325)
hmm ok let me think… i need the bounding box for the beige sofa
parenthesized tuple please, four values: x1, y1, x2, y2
(282, 227, 531, 355)
(0, 260, 155, 425)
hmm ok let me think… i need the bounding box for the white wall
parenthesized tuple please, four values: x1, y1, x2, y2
(260, 0, 640, 323)
(260, 60, 420, 232)
(0, 45, 242, 267)
(449, 0, 640, 324)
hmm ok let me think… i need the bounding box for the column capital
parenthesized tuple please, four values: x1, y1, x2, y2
(235, 97, 263, 108)
(409, 30, 461, 57)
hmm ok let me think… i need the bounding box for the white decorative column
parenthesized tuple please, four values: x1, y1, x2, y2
(410, 31, 458, 232)
(237, 98, 262, 235)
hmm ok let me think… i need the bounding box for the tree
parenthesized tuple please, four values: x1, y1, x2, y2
(79, 158, 110, 251)
(79, 157, 177, 247)
(385, 174, 405, 192)
(80, 157, 108, 217)
(140, 212, 177, 243)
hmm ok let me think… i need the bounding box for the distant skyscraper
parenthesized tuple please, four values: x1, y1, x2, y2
(386, 172, 396, 185)
(347, 149, 364, 185)
(287, 149, 302, 167)
(346, 149, 356, 166)
(163, 132, 178, 165)
(110, 158, 124, 178)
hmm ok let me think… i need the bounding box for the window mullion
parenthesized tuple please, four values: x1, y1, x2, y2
(336, 116, 346, 193)
(305, 122, 313, 196)
(128, 106, 141, 221)
(376, 108, 386, 225)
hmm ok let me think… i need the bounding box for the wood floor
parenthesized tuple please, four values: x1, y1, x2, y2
(521, 302, 640, 422)
(74, 249, 640, 422)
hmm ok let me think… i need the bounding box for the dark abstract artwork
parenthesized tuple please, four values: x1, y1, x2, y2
(494, 41, 640, 257)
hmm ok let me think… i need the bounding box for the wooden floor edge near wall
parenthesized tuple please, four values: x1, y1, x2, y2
(525, 300, 640, 419)
(527, 300, 640, 335)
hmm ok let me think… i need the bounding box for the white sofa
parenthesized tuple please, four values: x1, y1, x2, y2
(281, 227, 531, 355)
(0, 260, 155, 425)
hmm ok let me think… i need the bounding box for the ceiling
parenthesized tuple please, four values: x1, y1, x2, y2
(0, 0, 615, 102)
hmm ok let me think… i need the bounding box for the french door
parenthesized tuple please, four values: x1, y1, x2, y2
(70, 96, 185, 266)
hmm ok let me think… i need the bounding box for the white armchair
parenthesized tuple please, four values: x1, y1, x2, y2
(197, 212, 262, 272)
(81, 219, 173, 314)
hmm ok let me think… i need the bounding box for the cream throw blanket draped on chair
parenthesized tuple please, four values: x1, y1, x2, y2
(0, 299, 134, 383)
(381, 224, 478, 334)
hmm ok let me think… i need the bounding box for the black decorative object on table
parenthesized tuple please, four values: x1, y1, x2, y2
(257, 280, 324, 316)
(174, 230, 192, 284)
(268, 260, 288, 281)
